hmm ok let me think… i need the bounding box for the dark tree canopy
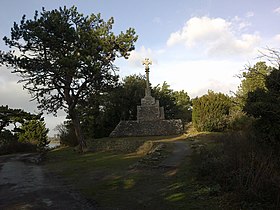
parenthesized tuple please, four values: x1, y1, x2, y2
(236, 62, 272, 108)
(0, 105, 48, 154)
(0, 105, 40, 132)
(61, 76, 191, 140)
(0, 6, 138, 151)
(244, 66, 280, 144)
(236, 49, 280, 144)
(77, 74, 146, 139)
(152, 82, 191, 122)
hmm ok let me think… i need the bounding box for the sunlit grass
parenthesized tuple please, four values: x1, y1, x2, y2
(165, 193, 186, 202)
(46, 134, 222, 209)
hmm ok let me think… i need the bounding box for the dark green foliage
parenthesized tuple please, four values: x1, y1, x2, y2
(76, 77, 192, 139)
(172, 90, 192, 123)
(191, 132, 280, 209)
(244, 67, 280, 144)
(153, 82, 176, 119)
(192, 91, 232, 132)
(229, 62, 272, 132)
(227, 109, 254, 131)
(76, 74, 145, 139)
(0, 105, 39, 132)
(152, 82, 192, 122)
(0, 6, 137, 151)
(18, 119, 49, 153)
(0, 130, 19, 154)
(236, 62, 271, 108)
(120, 74, 146, 120)
(0, 105, 47, 154)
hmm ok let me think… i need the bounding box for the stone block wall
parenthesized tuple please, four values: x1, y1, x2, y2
(137, 105, 164, 121)
(109, 84, 183, 137)
(137, 95, 164, 122)
(109, 119, 183, 137)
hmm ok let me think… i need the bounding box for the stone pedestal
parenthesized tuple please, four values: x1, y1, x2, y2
(109, 92, 183, 138)
(137, 94, 164, 122)
(109, 58, 183, 137)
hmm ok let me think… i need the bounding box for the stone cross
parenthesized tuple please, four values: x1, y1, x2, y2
(142, 58, 152, 96)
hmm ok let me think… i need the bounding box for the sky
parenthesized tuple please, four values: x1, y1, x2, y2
(0, 0, 280, 136)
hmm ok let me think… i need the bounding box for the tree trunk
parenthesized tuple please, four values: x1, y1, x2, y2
(69, 109, 87, 152)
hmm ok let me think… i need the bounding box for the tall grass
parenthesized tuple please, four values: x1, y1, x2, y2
(191, 131, 280, 209)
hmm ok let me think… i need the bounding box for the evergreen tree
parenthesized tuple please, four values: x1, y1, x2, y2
(244, 67, 280, 144)
(18, 119, 49, 153)
(0, 6, 137, 152)
(153, 81, 177, 119)
(173, 90, 192, 123)
(192, 90, 232, 132)
(236, 62, 271, 107)
(0, 105, 47, 154)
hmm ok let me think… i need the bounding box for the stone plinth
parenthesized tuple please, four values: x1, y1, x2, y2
(109, 58, 183, 137)
(109, 119, 183, 137)
(137, 94, 164, 122)
(109, 93, 183, 137)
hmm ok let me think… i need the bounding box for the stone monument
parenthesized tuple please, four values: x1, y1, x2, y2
(109, 58, 183, 137)
(137, 58, 165, 122)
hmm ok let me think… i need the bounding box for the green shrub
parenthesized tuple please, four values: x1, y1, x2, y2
(192, 91, 232, 132)
(227, 110, 254, 131)
(0, 130, 36, 155)
(18, 119, 49, 153)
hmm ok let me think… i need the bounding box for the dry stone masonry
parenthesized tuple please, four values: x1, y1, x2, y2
(110, 58, 183, 137)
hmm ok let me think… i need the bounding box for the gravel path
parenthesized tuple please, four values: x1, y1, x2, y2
(0, 154, 96, 210)
(159, 141, 191, 168)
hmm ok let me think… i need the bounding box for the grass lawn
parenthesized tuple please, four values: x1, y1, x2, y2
(46, 134, 223, 210)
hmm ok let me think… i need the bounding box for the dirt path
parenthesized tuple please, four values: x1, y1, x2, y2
(159, 141, 191, 168)
(0, 154, 96, 210)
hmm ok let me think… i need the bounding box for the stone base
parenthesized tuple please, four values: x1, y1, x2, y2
(137, 95, 165, 121)
(109, 119, 183, 137)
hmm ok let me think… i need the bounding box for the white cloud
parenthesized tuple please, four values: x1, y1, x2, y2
(273, 7, 280, 14)
(232, 16, 251, 30)
(166, 16, 260, 57)
(273, 34, 280, 42)
(207, 33, 261, 57)
(246, 11, 254, 18)
(149, 59, 242, 98)
(127, 46, 156, 68)
(167, 16, 231, 47)
(237, 21, 251, 30)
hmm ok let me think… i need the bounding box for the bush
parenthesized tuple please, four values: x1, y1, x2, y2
(192, 91, 232, 132)
(227, 110, 254, 131)
(191, 131, 280, 209)
(0, 131, 37, 155)
(18, 119, 49, 153)
(55, 122, 78, 147)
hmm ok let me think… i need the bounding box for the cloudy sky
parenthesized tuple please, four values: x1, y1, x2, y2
(1, 0, 280, 135)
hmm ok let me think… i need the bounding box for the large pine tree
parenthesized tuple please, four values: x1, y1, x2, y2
(0, 6, 138, 151)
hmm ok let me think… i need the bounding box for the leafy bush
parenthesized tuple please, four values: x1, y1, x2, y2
(192, 91, 232, 132)
(227, 110, 254, 131)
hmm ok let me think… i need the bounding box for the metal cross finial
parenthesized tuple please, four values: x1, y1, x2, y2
(142, 58, 152, 96)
